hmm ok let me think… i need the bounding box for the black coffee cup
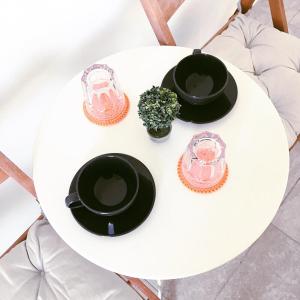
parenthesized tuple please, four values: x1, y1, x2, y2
(65, 154, 139, 216)
(173, 49, 229, 105)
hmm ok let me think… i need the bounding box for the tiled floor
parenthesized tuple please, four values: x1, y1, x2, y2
(161, 1, 300, 299)
(217, 224, 300, 300)
(162, 143, 300, 299)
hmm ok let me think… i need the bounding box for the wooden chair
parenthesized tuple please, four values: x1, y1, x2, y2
(0, 151, 41, 258)
(0, 151, 159, 300)
(140, 0, 300, 149)
(140, 0, 288, 46)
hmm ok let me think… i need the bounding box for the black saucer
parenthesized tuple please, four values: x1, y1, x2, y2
(68, 154, 156, 236)
(161, 67, 238, 123)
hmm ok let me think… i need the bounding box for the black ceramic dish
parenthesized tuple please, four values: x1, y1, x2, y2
(65, 154, 139, 216)
(173, 50, 229, 105)
(161, 67, 238, 123)
(68, 154, 156, 236)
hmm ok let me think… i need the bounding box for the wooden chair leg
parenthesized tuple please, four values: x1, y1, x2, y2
(117, 274, 160, 300)
(268, 0, 288, 32)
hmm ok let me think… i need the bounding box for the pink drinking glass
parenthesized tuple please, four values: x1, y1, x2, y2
(181, 131, 226, 190)
(81, 64, 127, 123)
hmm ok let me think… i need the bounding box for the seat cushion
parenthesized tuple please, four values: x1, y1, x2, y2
(0, 219, 141, 300)
(204, 14, 300, 148)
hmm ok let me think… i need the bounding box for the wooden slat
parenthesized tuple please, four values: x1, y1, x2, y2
(240, 0, 256, 13)
(0, 169, 8, 184)
(117, 275, 160, 300)
(0, 229, 28, 259)
(0, 152, 37, 198)
(202, 10, 239, 49)
(0, 215, 43, 258)
(0, 152, 40, 258)
(268, 0, 288, 32)
(290, 135, 300, 150)
(159, 0, 185, 21)
(140, 0, 176, 46)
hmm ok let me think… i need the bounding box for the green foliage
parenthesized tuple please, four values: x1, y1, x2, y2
(138, 86, 181, 130)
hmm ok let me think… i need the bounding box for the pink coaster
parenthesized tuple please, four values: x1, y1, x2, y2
(83, 94, 130, 126)
(177, 156, 228, 193)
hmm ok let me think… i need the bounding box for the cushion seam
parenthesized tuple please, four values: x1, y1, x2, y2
(25, 240, 39, 272)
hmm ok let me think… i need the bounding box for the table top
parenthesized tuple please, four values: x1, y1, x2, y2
(33, 46, 289, 280)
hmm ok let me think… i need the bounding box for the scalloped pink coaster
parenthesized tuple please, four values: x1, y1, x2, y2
(83, 94, 130, 126)
(177, 156, 228, 193)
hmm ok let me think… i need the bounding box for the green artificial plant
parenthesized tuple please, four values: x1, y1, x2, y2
(138, 86, 181, 131)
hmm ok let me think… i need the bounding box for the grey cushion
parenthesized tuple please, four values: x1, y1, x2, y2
(204, 14, 300, 148)
(0, 220, 141, 300)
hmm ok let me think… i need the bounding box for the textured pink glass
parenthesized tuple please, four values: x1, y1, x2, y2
(181, 131, 226, 189)
(81, 64, 126, 121)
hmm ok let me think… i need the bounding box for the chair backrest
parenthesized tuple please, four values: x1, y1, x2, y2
(140, 0, 288, 46)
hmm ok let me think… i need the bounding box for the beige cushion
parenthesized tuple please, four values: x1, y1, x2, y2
(204, 14, 300, 148)
(0, 220, 141, 300)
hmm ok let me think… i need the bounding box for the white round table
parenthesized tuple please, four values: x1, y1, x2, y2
(33, 46, 289, 280)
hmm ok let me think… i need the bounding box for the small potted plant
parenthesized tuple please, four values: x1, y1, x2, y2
(138, 86, 181, 141)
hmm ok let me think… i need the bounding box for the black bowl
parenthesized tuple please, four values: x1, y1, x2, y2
(68, 154, 156, 236)
(65, 154, 139, 217)
(173, 52, 229, 105)
(162, 66, 238, 123)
